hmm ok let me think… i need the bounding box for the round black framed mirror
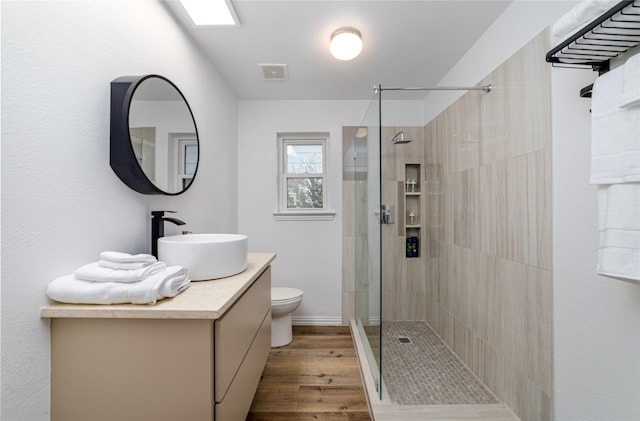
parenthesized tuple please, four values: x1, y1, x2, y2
(110, 75, 199, 195)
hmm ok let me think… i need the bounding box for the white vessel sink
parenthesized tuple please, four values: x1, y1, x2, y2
(158, 234, 248, 281)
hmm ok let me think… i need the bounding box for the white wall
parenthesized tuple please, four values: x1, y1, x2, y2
(1, 1, 238, 419)
(237, 100, 422, 324)
(551, 59, 640, 421)
(423, 1, 640, 419)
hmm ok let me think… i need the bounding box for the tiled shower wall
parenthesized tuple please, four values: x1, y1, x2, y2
(342, 31, 552, 421)
(423, 32, 552, 420)
(342, 126, 370, 324)
(342, 125, 428, 324)
(380, 125, 428, 321)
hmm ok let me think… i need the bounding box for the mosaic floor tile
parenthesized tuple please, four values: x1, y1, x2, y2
(381, 321, 499, 406)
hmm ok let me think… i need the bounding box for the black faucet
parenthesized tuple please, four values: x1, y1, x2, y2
(151, 210, 186, 257)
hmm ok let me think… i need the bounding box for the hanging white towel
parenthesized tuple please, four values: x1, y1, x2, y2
(99, 251, 157, 264)
(597, 184, 640, 281)
(74, 261, 166, 283)
(590, 66, 640, 184)
(619, 52, 640, 108)
(47, 266, 191, 305)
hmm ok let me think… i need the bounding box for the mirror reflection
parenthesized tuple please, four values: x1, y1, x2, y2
(128, 77, 198, 194)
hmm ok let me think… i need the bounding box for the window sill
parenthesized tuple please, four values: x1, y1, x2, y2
(273, 210, 336, 221)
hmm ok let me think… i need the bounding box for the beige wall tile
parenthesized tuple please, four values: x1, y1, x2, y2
(354, 180, 369, 237)
(354, 236, 370, 286)
(437, 304, 455, 348)
(381, 126, 397, 182)
(528, 149, 552, 270)
(453, 317, 467, 362)
(342, 180, 355, 237)
(480, 66, 508, 166)
(355, 290, 370, 323)
(421, 31, 552, 421)
(448, 91, 482, 173)
(342, 291, 355, 325)
(481, 343, 506, 402)
(469, 333, 485, 379)
(443, 175, 455, 243)
(524, 266, 552, 396)
(342, 235, 355, 293)
(478, 161, 507, 257)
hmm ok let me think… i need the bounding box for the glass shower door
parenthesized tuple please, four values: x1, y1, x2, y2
(353, 93, 382, 398)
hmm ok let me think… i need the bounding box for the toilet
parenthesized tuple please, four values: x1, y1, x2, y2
(270, 287, 303, 347)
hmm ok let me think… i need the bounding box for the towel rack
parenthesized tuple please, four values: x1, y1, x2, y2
(546, 0, 640, 77)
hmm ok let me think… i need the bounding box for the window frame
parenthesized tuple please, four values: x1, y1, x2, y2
(177, 138, 198, 190)
(274, 132, 335, 221)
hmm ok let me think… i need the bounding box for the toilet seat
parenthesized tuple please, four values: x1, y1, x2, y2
(271, 287, 303, 302)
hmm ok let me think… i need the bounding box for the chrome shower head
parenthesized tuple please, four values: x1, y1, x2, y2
(391, 131, 412, 144)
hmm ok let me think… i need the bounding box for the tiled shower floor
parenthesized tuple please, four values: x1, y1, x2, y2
(379, 321, 499, 406)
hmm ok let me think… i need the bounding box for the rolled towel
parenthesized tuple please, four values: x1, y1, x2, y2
(47, 266, 190, 305)
(99, 251, 157, 264)
(75, 261, 166, 283)
(619, 52, 640, 108)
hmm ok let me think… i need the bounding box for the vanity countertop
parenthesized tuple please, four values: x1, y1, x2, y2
(40, 252, 276, 320)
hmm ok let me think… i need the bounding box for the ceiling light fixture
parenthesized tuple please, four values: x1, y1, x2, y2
(179, 0, 239, 26)
(355, 127, 368, 138)
(329, 27, 363, 61)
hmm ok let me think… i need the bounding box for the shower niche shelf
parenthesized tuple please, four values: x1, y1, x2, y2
(404, 164, 421, 258)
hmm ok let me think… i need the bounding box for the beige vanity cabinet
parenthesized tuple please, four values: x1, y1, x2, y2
(41, 253, 275, 421)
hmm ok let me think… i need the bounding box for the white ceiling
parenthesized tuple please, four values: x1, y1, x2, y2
(163, 1, 512, 100)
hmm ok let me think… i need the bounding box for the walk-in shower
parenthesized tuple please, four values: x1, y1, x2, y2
(350, 82, 495, 407)
(348, 33, 554, 421)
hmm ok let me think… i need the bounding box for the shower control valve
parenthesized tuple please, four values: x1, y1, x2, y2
(380, 204, 394, 224)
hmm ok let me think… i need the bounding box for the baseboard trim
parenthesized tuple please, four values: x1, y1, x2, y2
(292, 316, 343, 326)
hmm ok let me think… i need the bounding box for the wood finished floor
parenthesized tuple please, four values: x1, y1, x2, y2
(246, 325, 372, 421)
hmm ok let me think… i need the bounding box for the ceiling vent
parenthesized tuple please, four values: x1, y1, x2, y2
(259, 64, 288, 80)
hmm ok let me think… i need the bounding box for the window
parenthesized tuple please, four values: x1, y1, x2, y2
(178, 138, 198, 189)
(168, 133, 197, 192)
(275, 133, 335, 220)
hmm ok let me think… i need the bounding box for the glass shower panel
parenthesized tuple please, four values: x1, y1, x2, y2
(353, 93, 382, 398)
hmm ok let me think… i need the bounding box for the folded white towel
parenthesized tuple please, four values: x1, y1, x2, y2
(155, 267, 191, 298)
(552, 0, 618, 40)
(97, 259, 155, 270)
(590, 66, 640, 184)
(75, 261, 166, 283)
(597, 184, 640, 281)
(47, 266, 191, 305)
(99, 251, 157, 264)
(619, 52, 640, 108)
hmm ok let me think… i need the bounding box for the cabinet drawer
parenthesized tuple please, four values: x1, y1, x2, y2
(51, 318, 213, 421)
(215, 266, 271, 402)
(215, 310, 271, 421)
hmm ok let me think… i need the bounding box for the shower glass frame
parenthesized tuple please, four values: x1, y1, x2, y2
(352, 84, 490, 402)
(353, 89, 382, 399)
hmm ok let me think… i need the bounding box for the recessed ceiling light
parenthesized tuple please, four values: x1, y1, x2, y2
(179, 0, 239, 26)
(329, 27, 363, 61)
